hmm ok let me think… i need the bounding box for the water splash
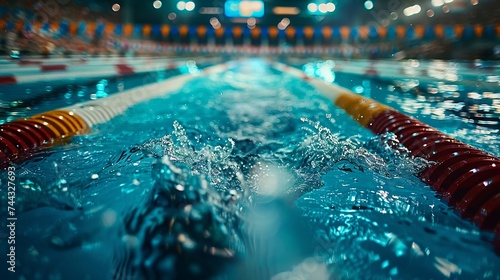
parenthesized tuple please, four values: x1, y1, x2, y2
(294, 117, 432, 178)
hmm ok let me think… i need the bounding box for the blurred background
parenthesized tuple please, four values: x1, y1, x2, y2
(0, 0, 499, 60)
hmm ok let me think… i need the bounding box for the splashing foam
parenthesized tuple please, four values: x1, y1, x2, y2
(119, 121, 319, 279)
(296, 117, 432, 177)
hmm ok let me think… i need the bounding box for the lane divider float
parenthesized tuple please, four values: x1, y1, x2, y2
(273, 62, 500, 241)
(0, 62, 230, 169)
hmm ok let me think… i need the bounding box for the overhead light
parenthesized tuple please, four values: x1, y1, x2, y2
(153, 0, 162, 9)
(168, 12, 177, 20)
(471, 0, 479, 5)
(307, 3, 318, 13)
(318, 3, 328, 13)
(364, 1, 373, 10)
(277, 17, 290, 30)
(403, 4, 421, 16)
(432, 0, 444, 7)
(247, 17, 257, 26)
(177, 1, 186, 10)
(185, 1, 195, 11)
(210, 17, 221, 29)
(112, 3, 120, 12)
(272, 6, 300, 15)
(427, 9, 435, 17)
(210, 17, 219, 25)
(199, 7, 223, 14)
(309, 2, 335, 14)
(326, 3, 335, 12)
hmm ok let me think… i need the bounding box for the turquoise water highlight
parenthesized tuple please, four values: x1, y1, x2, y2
(1, 59, 499, 279)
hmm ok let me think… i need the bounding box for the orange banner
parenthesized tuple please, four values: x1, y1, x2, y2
(358, 26, 368, 39)
(15, 19, 24, 31)
(322, 26, 332, 40)
(474, 24, 483, 37)
(86, 22, 96, 35)
(105, 23, 115, 36)
(33, 20, 42, 31)
(251, 27, 261, 39)
(123, 24, 133, 37)
(69, 22, 78, 35)
(161, 25, 170, 37)
(233, 26, 242, 38)
(396, 25, 406, 38)
(435, 25, 444, 38)
(50, 21, 59, 32)
(215, 26, 224, 37)
(286, 26, 295, 39)
(268, 26, 278, 39)
(179, 25, 189, 37)
(377, 26, 387, 39)
(197, 26, 207, 37)
(303, 26, 314, 39)
(340, 26, 350, 40)
(142, 24, 151, 37)
(414, 25, 424, 38)
(454, 25, 464, 37)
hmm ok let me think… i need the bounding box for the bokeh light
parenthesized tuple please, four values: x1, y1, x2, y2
(364, 1, 374, 10)
(112, 3, 120, 12)
(153, 0, 162, 9)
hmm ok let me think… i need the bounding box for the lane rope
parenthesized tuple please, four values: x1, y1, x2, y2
(0, 62, 230, 168)
(273, 61, 500, 240)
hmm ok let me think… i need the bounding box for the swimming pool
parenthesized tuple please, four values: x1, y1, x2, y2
(1, 58, 499, 279)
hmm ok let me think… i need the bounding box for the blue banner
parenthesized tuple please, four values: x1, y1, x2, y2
(114, 24, 123, 36)
(152, 25, 161, 36)
(351, 27, 359, 39)
(189, 26, 197, 37)
(59, 21, 69, 35)
(444, 26, 454, 38)
(95, 23, 104, 37)
(78, 22, 86, 35)
(260, 27, 268, 38)
(314, 26, 322, 39)
(332, 27, 340, 39)
(387, 26, 396, 40)
(425, 26, 435, 40)
(133, 25, 142, 37)
(463, 25, 474, 39)
(295, 27, 303, 39)
(369, 26, 378, 38)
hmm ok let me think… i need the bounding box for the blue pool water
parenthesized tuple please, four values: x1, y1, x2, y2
(1, 59, 500, 279)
